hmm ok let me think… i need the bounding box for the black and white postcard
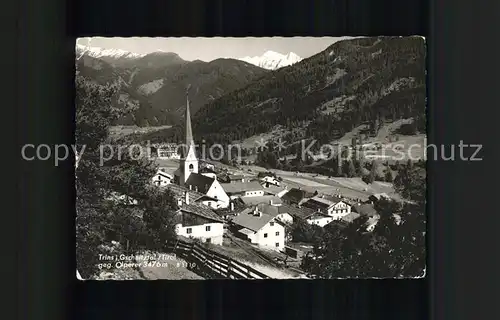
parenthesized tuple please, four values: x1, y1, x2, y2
(75, 36, 426, 280)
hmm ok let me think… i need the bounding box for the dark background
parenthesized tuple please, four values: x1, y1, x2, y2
(11, 0, 499, 318)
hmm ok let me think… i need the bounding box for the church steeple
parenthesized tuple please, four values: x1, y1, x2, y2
(174, 85, 198, 187)
(185, 88, 194, 147)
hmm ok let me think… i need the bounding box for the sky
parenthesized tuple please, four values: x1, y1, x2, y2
(76, 37, 353, 62)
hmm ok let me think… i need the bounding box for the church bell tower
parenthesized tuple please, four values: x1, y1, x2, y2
(178, 87, 198, 186)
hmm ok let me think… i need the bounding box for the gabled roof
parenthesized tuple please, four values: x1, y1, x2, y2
(261, 185, 287, 195)
(179, 203, 224, 223)
(199, 167, 217, 174)
(231, 210, 277, 232)
(221, 181, 263, 194)
(281, 188, 315, 203)
(185, 173, 216, 194)
(166, 184, 205, 202)
(154, 171, 173, 179)
(278, 204, 316, 219)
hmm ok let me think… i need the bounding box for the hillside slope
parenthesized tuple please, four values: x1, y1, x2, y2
(190, 36, 426, 145)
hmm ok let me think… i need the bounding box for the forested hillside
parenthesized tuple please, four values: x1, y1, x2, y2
(76, 48, 267, 127)
(191, 36, 426, 145)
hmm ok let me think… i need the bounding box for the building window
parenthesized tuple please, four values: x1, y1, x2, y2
(206, 238, 211, 244)
(270, 222, 274, 226)
(264, 233, 268, 238)
(186, 228, 192, 234)
(275, 243, 279, 247)
(206, 226, 211, 231)
(189, 164, 194, 172)
(275, 232, 279, 236)
(208, 202, 212, 207)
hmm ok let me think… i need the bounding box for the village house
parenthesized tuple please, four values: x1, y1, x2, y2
(260, 175, 280, 187)
(261, 184, 289, 198)
(281, 188, 316, 206)
(153, 143, 181, 160)
(368, 193, 390, 203)
(184, 173, 230, 209)
(230, 207, 287, 250)
(301, 194, 352, 220)
(227, 174, 246, 183)
(152, 169, 173, 187)
(199, 166, 217, 179)
(174, 192, 225, 245)
(221, 181, 265, 199)
(278, 204, 334, 227)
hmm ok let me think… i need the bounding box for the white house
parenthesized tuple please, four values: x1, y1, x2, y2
(184, 173, 230, 209)
(302, 195, 352, 220)
(152, 169, 173, 187)
(199, 166, 217, 179)
(279, 204, 333, 227)
(156, 143, 181, 160)
(174, 192, 225, 245)
(222, 181, 265, 199)
(260, 175, 280, 187)
(231, 207, 287, 251)
(262, 184, 289, 198)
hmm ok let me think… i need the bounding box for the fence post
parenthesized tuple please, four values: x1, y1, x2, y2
(227, 258, 232, 278)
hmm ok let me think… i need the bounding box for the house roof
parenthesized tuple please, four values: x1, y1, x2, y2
(238, 228, 255, 235)
(199, 167, 217, 174)
(221, 181, 263, 194)
(370, 193, 390, 201)
(231, 209, 277, 232)
(278, 204, 316, 219)
(281, 188, 315, 203)
(185, 173, 216, 194)
(353, 204, 378, 217)
(155, 171, 173, 179)
(303, 197, 336, 209)
(179, 203, 224, 223)
(240, 195, 283, 206)
(166, 184, 205, 202)
(262, 185, 287, 195)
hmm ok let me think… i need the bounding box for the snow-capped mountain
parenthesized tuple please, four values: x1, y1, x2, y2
(238, 51, 302, 70)
(76, 44, 146, 61)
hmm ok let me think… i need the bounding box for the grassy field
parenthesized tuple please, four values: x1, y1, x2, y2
(109, 125, 173, 139)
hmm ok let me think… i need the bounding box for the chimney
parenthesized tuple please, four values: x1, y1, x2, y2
(230, 202, 234, 212)
(185, 192, 190, 205)
(189, 185, 192, 190)
(195, 186, 198, 192)
(269, 199, 273, 205)
(254, 206, 260, 217)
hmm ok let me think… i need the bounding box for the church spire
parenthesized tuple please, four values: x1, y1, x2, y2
(185, 86, 194, 147)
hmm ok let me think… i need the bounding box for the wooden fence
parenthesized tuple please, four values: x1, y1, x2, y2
(165, 239, 271, 279)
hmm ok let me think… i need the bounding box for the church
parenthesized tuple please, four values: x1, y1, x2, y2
(173, 90, 230, 209)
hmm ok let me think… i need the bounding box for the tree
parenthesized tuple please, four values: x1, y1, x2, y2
(384, 168, 394, 182)
(75, 76, 178, 278)
(302, 163, 426, 278)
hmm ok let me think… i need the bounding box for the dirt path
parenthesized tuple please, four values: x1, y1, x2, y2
(137, 252, 204, 280)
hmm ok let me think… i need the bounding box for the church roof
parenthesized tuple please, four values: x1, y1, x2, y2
(185, 90, 194, 147)
(185, 173, 216, 194)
